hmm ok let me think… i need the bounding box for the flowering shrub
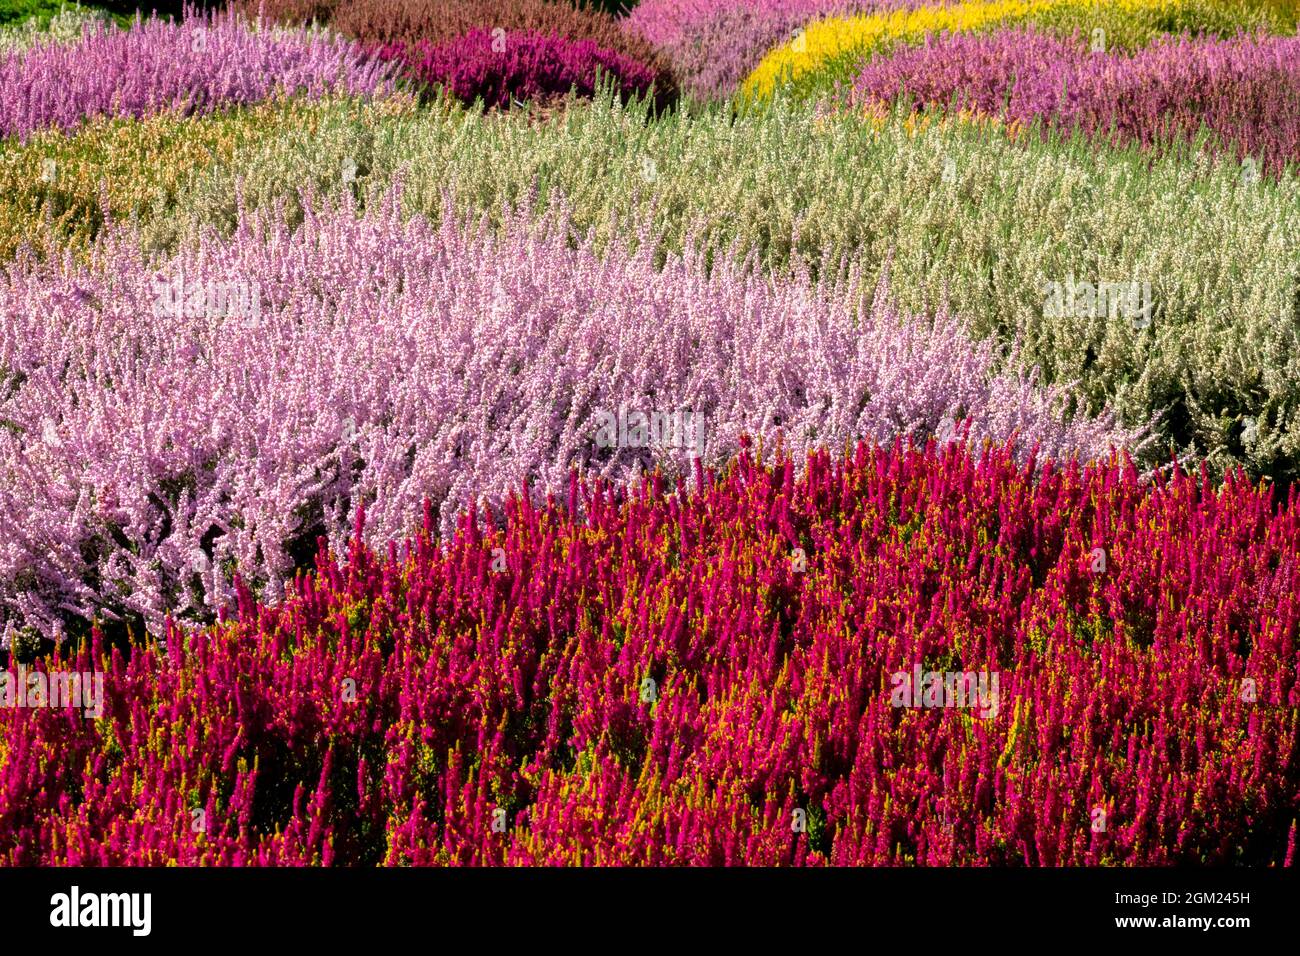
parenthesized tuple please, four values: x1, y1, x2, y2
(855, 27, 1090, 118)
(0, 0, 1297, 874)
(1, 441, 1296, 865)
(240, 0, 678, 99)
(0, 94, 419, 261)
(626, 0, 921, 100)
(741, 0, 1300, 101)
(0, 4, 108, 55)
(0, 193, 1129, 641)
(4, 92, 1296, 487)
(852, 30, 1300, 174)
(376, 29, 662, 109)
(0, 11, 394, 140)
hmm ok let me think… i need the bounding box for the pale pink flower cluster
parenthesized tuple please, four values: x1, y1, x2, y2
(0, 193, 1133, 638)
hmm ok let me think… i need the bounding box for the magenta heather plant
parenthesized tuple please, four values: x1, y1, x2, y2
(0, 191, 1132, 640)
(852, 29, 1300, 173)
(0, 11, 394, 140)
(855, 28, 1088, 115)
(626, 0, 921, 99)
(0, 442, 1295, 864)
(375, 28, 662, 109)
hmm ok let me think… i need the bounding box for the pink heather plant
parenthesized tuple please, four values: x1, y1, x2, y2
(0, 191, 1132, 640)
(626, 0, 924, 99)
(0, 442, 1295, 865)
(853, 29, 1300, 173)
(373, 29, 662, 109)
(0, 11, 394, 141)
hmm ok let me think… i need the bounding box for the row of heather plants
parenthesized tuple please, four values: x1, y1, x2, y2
(1, 441, 1296, 864)
(3, 91, 1295, 487)
(0, 194, 1130, 640)
(5, 2, 1300, 117)
(0, 1, 1297, 869)
(851, 29, 1300, 175)
(741, 0, 1300, 100)
(235, 0, 678, 106)
(0, 5, 673, 126)
(632, 0, 1300, 99)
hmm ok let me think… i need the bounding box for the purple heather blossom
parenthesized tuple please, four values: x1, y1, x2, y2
(626, 0, 924, 99)
(0, 11, 394, 140)
(853, 29, 1300, 172)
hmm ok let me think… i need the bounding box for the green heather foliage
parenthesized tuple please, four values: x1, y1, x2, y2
(1, 93, 1291, 483)
(0, 0, 103, 26)
(0, 4, 110, 51)
(0, 95, 413, 259)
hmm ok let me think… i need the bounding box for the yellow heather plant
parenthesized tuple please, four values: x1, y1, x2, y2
(745, 0, 1062, 100)
(0, 94, 418, 260)
(741, 0, 1300, 100)
(0, 116, 233, 261)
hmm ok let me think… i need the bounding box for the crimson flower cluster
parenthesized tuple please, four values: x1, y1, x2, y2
(1, 442, 1295, 865)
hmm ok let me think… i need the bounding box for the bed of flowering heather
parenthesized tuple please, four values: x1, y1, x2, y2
(0, 1, 1297, 868)
(852, 29, 1300, 173)
(372, 30, 664, 109)
(741, 0, 1300, 100)
(1, 443, 1297, 864)
(0, 10, 394, 139)
(242, 0, 677, 102)
(0, 195, 1130, 640)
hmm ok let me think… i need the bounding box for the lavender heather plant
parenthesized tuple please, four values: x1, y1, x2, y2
(0, 10, 394, 140)
(375, 29, 662, 109)
(0, 191, 1131, 641)
(852, 29, 1300, 174)
(626, 0, 922, 100)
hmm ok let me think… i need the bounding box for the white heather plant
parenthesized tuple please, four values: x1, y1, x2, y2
(0, 192, 1130, 641)
(113, 92, 1300, 484)
(0, 5, 108, 56)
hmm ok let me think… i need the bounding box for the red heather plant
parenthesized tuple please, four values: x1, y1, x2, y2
(232, 0, 339, 23)
(375, 29, 661, 109)
(240, 0, 678, 102)
(0, 10, 395, 141)
(0, 192, 1132, 642)
(0, 441, 1295, 865)
(852, 28, 1300, 174)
